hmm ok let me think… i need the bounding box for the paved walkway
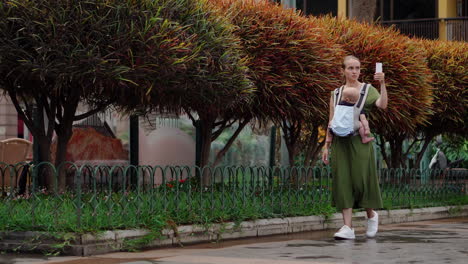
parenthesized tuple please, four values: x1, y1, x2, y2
(2, 217, 468, 264)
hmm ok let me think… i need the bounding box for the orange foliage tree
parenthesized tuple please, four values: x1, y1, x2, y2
(313, 16, 434, 168)
(213, 0, 344, 167)
(408, 39, 468, 167)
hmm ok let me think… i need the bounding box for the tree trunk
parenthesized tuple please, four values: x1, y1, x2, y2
(388, 133, 416, 184)
(281, 120, 302, 184)
(212, 120, 249, 167)
(304, 140, 325, 168)
(376, 135, 390, 169)
(281, 120, 302, 166)
(54, 96, 83, 191)
(302, 126, 323, 168)
(350, 0, 377, 23)
(54, 127, 73, 192)
(198, 118, 214, 186)
(389, 136, 405, 169)
(414, 133, 435, 169)
(6, 91, 55, 190)
(36, 137, 53, 189)
(286, 142, 297, 169)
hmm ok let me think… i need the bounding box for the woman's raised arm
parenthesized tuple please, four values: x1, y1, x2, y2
(374, 72, 387, 109)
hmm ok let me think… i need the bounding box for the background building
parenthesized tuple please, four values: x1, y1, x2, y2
(280, 0, 467, 41)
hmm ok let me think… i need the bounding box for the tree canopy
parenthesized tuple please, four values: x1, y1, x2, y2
(213, 0, 344, 166)
(404, 39, 468, 168)
(419, 39, 468, 136)
(116, 0, 254, 118)
(0, 0, 252, 188)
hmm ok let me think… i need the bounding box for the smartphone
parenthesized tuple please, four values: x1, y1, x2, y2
(375, 63, 383, 73)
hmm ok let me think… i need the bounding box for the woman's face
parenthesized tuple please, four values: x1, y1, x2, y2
(343, 58, 361, 82)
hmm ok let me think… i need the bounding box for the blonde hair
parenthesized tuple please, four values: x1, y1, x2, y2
(342, 55, 360, 69)
(341, 55, 360, 84)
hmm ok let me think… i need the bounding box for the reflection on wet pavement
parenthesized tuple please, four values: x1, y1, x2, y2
(2, 217, 468, 264)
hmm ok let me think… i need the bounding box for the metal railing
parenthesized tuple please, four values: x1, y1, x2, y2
(0, 163, 466, 232)
(381, 18, 440, 40)
(381, 17, 468, 41)
(446, 18, 468, 41)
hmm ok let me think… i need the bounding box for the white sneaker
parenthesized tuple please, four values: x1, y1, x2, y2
(366, 210, 379, 238)
(334, 225, 355, 240)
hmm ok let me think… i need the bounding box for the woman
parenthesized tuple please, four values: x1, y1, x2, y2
(322, 55, 387, 239)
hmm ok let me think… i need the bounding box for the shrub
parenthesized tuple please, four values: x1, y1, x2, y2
(418, 39, 468, 136)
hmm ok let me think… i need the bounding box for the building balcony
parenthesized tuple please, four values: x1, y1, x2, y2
(381, 17, 468, 41)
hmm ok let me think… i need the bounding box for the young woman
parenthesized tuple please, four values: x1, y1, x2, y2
(322, 55, 388, 239)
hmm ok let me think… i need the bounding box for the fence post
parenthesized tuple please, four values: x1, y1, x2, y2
(75, 168, 82, 230)
(32, 106, 40, 166)
(32, 105, 44, 189)
(269, 126, 276, 185)
(269, 126, 276, 168)
(130, 115, 139, 187)
(195, 120, 202, 168)
(195, 120, 203, 180)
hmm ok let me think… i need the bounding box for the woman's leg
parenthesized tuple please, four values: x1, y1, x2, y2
(366, 208, 379, 238)
(334, 208, 355, 239)
(342, 208, 353, 227)
(366, 208, 375, 218)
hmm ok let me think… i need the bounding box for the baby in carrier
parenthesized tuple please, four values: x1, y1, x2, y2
(328, 85, 375, 144)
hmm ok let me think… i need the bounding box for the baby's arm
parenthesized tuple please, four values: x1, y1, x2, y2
(326, 95, 335, 144)
(360, 114, 371, 135)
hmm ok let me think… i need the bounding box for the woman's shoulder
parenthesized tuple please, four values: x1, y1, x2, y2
(364, 83, 380, 106)
(364, 83, 378, 94)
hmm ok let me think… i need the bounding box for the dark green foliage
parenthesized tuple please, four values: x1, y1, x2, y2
(0, 0, 253, 187)
(115, 0, 254, 116)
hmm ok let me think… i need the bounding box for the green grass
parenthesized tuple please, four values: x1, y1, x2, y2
(1, 183, 465, 234)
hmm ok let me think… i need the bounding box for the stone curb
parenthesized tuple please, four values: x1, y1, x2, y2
(1, 205, 467, 256)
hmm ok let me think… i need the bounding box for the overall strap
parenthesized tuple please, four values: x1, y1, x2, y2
(333, 86, 344, 107)
(352, 84, 370, 135)
(355, 84, 369, 112)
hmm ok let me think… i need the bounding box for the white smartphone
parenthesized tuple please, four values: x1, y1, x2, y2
(375, 62, 383, 73)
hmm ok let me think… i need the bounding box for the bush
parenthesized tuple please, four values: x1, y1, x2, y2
(213, 0, 344, 123)
(418, 39, 468, 136)
(212, 0, 345, 166)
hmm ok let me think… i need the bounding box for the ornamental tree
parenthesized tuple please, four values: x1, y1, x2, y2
(111, 0, 253, 184)
(0, 0, 249, 189)
(313, 16, 434, 168)
(408, 39, 468, 167)
(213, 0, 344, 167)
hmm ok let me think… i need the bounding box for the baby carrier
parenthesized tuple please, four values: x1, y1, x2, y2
(330, 84, 369, 137)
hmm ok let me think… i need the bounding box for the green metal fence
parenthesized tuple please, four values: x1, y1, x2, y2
(0, 162, 466, 232)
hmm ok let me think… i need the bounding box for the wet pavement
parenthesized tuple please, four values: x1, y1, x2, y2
(1, 217, 468, 264)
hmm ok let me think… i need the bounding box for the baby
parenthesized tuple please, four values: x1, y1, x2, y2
(328, 88, 375, 144)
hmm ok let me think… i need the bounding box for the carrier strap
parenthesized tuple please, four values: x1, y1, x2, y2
(333, 86, 344, 107)
(333, 84, 369, 110)
(356, 84, 369, 111)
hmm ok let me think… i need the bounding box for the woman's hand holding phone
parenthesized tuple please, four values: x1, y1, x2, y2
(374, 62, 385, 84)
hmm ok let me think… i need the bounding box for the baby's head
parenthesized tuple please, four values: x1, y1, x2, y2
(342, 88, 360, 103)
